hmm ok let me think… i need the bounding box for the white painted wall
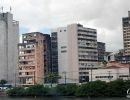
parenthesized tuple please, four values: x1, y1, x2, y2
(89, 68, 130, 82)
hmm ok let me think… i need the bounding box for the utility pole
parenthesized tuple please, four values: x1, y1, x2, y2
(63, 71, 66, 85)
(1, 6, 3, 13)
(14, 72, 16, 87)
(108, 71, 112, 82)
(90, 64, 94, 82)
(10, 6, 12, 12)
(34, 71, 35, 85)
(91, 68, 92, 82)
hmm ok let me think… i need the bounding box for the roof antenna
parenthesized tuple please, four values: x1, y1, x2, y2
(10, 6, 12, 13)
(1, 6, 3, 13)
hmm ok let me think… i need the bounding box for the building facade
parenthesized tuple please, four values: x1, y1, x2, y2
(97, 42, 105, 62)
(89, 62, 130, 82)
(104, 50, 130, 64)
(18, 32, 51, 86)
(51, 32, 58, 74)
(51, 23, 98, 84)
(116, 55, 130, 64)
(123, 11, 130, 55)
(0, 12, 19, 86)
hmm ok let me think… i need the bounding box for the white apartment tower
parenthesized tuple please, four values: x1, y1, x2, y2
(51, 24, 98, 84)
(0, 12, 19, 85)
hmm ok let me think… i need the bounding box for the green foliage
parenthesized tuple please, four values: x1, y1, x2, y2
(57, 84, 78, 96)
(7, 80, 130, 97)
(7, 85, 50, 96)
(106, 79, 127, 97)
(25, 85, 50, 96)
(45, 73, 61, 84)
(0, 79, 7, 85)
(76, 80, 107, 97)
(124, 80, 130, 91)
(102, 60, 107, 65)
(7, 87, 25, 96)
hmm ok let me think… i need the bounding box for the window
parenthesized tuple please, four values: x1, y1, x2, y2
(34, 34, 36, 36)
(95, 76, 113, 78)
(61, 46, 67, 49)
(23, 36, 27, 38)
(19, 72, 22, 75)
(61, 50, 67, 53)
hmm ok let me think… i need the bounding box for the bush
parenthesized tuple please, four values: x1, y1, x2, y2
(106, 79, 126, 97)
(7, 80, 130, 97)
(7, 87, 25, 96)
(76, 80, 107, 97)
(56, 84, 78, 96)
(7, 85, 50, 96)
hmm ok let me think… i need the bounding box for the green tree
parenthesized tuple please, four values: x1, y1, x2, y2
(0, 79, 7, 91)
(106, 79, 126, 97)
(56, 84, 78, 96)
(25, 85, 50, 96)
(45, 73, 61, 87)
(76, 80, 107, 97)
(7, 87, 25, 96)
(0, 79, 7, 85)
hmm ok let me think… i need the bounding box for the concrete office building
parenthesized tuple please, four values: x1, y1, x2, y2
(97, 42, 105, 62)
(51, 23, 98, 84)
(18, 32, 51, 86)
(123, 11, 130, 55)
(0, 12, 19, 86)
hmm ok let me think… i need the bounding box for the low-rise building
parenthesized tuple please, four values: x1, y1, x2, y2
(89, 61, 130, 82)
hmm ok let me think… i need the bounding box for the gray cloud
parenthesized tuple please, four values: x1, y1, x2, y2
(1, 0, 130, 51)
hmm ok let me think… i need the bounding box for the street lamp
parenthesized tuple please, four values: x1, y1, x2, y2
(108, 71, 112, 82)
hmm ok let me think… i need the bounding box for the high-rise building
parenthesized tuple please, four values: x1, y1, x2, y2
(97, 42, 105, 62)
(51, 32, 58, 74)
(51, 23, 98, 84)
(0, 12, 19, 85)
(18, 32, 51, 86)
(123, 11, 130, 55)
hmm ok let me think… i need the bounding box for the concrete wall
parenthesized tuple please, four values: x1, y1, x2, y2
(57, 27, 70, 83)
(67, 24, 79, 83)
(0, 12, 19, 86)
(89, 68, 130, 82)
(57, 25, 79, 83)
(0, 20, 7, 80)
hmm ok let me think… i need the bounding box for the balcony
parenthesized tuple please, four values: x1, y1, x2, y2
(19, 53, 35, 56)
(19, 69, 35, 72)
(19, 47, 35, 51)
(19, 58, 35, 62)
(19, 74, 34, 77)
(19, 63, 35, 67)
(23, 37, 36, 41)
(20, 83, 34, 86)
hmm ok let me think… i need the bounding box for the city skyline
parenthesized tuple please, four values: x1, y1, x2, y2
(1, 0, 130, 52)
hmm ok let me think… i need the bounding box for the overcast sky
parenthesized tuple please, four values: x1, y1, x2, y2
(1, 0, 130, 51)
